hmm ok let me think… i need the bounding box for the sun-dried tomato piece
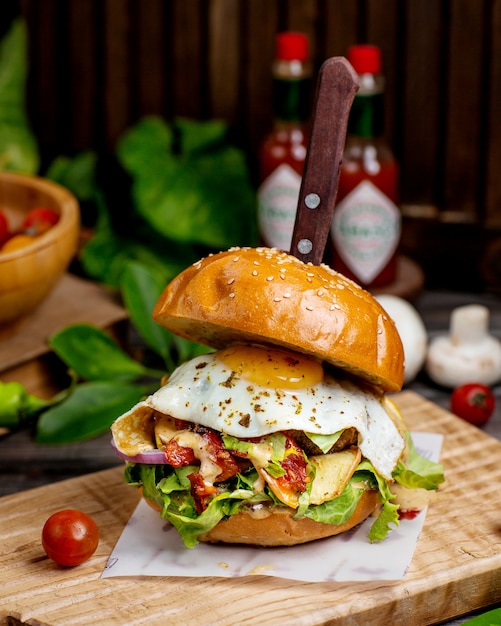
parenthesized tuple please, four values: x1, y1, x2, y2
(277, 437, 307, 493)
(164, 438, 196, 466)
(201, 429, 240, 482)
(188, 472, 218, 513)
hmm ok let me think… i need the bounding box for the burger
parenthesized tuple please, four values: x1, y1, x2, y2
(111, 247, 444, 548)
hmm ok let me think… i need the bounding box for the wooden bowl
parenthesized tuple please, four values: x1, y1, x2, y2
(0, 172, 80, 325)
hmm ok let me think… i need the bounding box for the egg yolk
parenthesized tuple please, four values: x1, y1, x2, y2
(218, 345, 323, 390)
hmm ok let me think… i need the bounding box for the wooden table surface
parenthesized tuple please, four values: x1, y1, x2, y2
(2, 284, 501, 624)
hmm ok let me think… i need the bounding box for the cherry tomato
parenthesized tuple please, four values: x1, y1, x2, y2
(450, 383, 495, 426)
(22, 207, 59, 235)
(1, 233, 35, 254)
(0, 210, 9, 245)
(41, 509, 99, 566)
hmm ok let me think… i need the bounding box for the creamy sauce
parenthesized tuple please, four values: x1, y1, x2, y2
(173, 431, 221, 485)
(390, 482, 438, 510)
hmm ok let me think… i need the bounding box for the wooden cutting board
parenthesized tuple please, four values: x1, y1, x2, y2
(0, 272, 127, 397)
(1, 390, 500, 626)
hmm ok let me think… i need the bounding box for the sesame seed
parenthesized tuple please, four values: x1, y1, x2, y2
(284, 292, 291, 298)
(227, 278, 235, 285)
(232, 256, 240, 262)
(317, 289, 325, 297)
(252, 270, 258, 276)
(267, 276, 274, 281)
(306, 305, 314, 311)
(274, 297, 281, 302)
(229, 293, 236, 298)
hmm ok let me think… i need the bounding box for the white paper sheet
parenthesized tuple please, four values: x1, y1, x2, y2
(102, 432, 442, 582)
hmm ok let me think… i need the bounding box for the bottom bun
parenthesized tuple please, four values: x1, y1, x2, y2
(142, 488, 379, 547)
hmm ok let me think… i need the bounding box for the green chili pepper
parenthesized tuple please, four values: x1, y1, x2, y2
(0, 381, 50, 428)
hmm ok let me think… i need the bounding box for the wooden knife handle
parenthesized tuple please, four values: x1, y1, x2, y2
(290, 57, 359, 265)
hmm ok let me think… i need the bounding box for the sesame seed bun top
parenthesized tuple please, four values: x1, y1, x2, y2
(152, 247, 404, 392)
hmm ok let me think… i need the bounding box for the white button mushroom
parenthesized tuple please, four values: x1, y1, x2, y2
(375, 294, 428, 384)
(425, 304, 501, 388)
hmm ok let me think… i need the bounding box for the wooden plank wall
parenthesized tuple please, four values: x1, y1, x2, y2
(10, 0, 501, 290)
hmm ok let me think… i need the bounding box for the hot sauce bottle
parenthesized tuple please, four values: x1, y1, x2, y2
(330, 44, 400, 288)
(257, 32, 312, 251)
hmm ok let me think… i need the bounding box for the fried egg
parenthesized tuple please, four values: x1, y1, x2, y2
(113, 345, 405, 479)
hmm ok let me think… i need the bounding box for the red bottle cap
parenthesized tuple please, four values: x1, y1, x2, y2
(276, 32, 309, 61)
(348, 45, 382, 75)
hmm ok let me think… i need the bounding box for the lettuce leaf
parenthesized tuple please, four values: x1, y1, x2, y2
(303, 482, 365, 526)
(368, 500, 400, 542)
(222, 433, 287, 477)
(125, 462, 269, 548)
(125, 458, 398, 546)
(165, 489, 264, 548)
(393, 432, 445, 490)
(303, 430, 343, 454)
(354, 460, 401, 542)
(123, 429, 445, 548)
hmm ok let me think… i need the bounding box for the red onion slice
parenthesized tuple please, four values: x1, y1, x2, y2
(111, 438, 167, 464)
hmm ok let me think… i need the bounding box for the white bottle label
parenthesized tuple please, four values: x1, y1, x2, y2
(331, 180, 401, 284)
(257, 163, 301, 251)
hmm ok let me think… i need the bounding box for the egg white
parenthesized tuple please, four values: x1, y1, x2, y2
(123, 350, 404, 479)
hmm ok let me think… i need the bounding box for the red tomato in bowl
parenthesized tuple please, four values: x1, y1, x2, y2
(0, 210, 9, 245)
(22, 207, 59, 235)
(42, 509, 99, 566)
(450, 383, 495, 426)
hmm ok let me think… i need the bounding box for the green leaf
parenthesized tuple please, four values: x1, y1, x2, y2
(136, 146, 257, 247)
(0, 19, 39, 173)
(117, 116, 175, 173)
(120, 261, 174, 365)
(0, 381, 50, 427)
(49, 323, 149, 381)
(46, 151, 98, 201)
(304, 430, 343, 454)
(0, 123, 39, 173)
(367, 499, 400, 543)
(304, 483, 365, 526)
(81, 216, 191, 288)
(461, 608, 501, 625)
(117, 116, 258, 249)
(36, 381, 146, 443)
(354, 460, 400, 542)
(393, 432, 445, 490)
(222, 433, 288, 477)
(175, 117, 228, 154)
